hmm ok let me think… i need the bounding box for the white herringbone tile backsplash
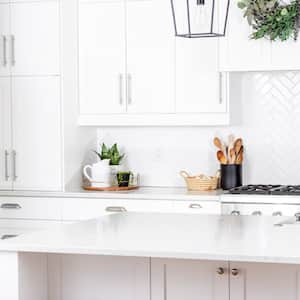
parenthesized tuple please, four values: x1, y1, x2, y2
(97, 71, 300, 187)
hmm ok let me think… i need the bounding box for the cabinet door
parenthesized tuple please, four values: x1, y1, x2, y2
(10, 1, 60, 76)
(11, 77, 62, 191)
(271, 40, 300, 70)
(0, 4, 10, 76)
(62, 255, 150, 300)
(78, 1, 126, 114)
(230, 262, 300, 300)
(126, 0, 175, 113)
(0, 78, 12, 190)
(176, 38, 227, 113)
(219, 3, 271, 71)
(151, 258, 229, 300)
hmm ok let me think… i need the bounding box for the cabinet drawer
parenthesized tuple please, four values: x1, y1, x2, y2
(62, 198, 174, 221)
(0, 219, 61, 240)
(172, 201, 221, 214)
(0, 197, 61, 220)
(62, 198, 120, 221)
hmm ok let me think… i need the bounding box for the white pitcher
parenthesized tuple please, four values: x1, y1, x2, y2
(83, 159, 111, 188)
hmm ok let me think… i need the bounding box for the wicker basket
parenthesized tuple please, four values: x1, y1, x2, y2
(180, 170, 219, 191)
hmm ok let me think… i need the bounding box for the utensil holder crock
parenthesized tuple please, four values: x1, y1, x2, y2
(220, 164, 242, 190)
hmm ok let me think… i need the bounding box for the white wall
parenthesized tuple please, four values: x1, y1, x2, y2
(96, 71, 300, 187)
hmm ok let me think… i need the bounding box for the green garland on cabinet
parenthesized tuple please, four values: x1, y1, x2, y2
(237, 0, 300, 41)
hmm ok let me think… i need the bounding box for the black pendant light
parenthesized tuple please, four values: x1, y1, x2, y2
(170, 0, 230, 38)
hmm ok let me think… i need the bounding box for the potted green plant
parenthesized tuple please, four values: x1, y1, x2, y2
(117, 172, 131, 187)
(95, 143, 125, 185)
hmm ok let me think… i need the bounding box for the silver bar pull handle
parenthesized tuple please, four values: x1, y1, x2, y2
(127, 74, 132, 105)
(189, 204, 202, 209)
(119, 74, 123, 105)
(2, 35, 7, 67)
(163, 264, 167, 300)
(219, 72, 223, 104)
(105, 206, 127, 213)
(1, 203, 22, 209)
(4, 150, 9, 181)
(12, 150, 17, 181)
(1, 234, 18, 240)
(10, 35, 15, 66)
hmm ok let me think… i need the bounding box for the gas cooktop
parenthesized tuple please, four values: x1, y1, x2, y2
(229, 185, 300, 195)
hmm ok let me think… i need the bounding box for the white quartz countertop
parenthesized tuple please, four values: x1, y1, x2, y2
(0, 187, 222, 201)
(2, 213, 300, 265)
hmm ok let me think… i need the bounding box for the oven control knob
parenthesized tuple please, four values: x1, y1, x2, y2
(272, 211, 282, 216)
(295, 213, 300, 222)
(231, 210, 240, 216)
(252, 211, 262, 216)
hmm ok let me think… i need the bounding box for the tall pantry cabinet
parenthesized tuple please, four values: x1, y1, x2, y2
(0, 0, 62, 191)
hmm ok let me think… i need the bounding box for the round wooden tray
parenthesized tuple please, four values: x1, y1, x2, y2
(83, 186, 139, 192)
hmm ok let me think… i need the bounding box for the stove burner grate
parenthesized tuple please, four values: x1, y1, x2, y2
(228, 185, 300, 195)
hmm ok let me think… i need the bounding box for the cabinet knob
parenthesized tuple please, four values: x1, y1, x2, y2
(217, 267, 225, 275)
(272, 211, 282, 216)
(231, 268, 239, 276)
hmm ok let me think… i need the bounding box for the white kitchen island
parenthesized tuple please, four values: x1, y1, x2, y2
(1, 213, 300, 300)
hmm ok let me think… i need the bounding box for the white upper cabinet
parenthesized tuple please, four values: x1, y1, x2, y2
(11, 77, 62, 191)
(220, 2, 300, 71)
(78, 0, 229, 126)
(0, 4, 10, 76)
(176, 38, 227, 113)
(0, 78, 12, 190)
(10, 1, 60, 76)
(126, 0, 175, 114)
(78, 1, 126, 114)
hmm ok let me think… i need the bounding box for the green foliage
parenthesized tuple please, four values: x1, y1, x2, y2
(237, 0, 300, 41)
(95, 143, 125, 165)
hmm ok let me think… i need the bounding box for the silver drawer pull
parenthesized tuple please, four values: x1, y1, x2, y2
(105, 206, 127, 213)
(1, 203, 22, 209)
(1, 234, 18, 240)
(231, 210, 240, 216)
(272, 211, 283, 216)
(189, 204, 202, 209)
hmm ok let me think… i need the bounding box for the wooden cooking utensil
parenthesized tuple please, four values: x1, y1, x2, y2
(234, 138, 243, 155)
(214, 137, 227, 160)
(236, 146, 244, 164)
(213, 137, 223, 150)
(229, 148, 236, 164)
(217, 150, 227, 165)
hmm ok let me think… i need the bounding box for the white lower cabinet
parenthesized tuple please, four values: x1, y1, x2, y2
(62, 198, 174, 222)
(61, 255, 150, 300)
(230, 262, 300, 300)
(151, 259, 300, 300)
(151, 258, 229, 300)
(172, 200, 221, 214)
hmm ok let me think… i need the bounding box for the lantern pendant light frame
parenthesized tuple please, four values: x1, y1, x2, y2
(170, 0, 231, 38)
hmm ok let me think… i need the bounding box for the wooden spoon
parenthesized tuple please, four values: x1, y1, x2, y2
(214, 137, 227, 160)
(213, 137, 223, 150)
(229, 148, 236, 164)
(217, 150, 227, 165)
(236, 146, 244, 164)
(234, 138, 243, 155)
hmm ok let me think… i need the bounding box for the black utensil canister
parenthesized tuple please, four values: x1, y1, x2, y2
(220, 164, 242, 190)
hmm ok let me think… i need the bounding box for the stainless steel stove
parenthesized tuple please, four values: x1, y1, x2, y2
(221, 185, 300, 217)
(229, 185, 300, 195)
